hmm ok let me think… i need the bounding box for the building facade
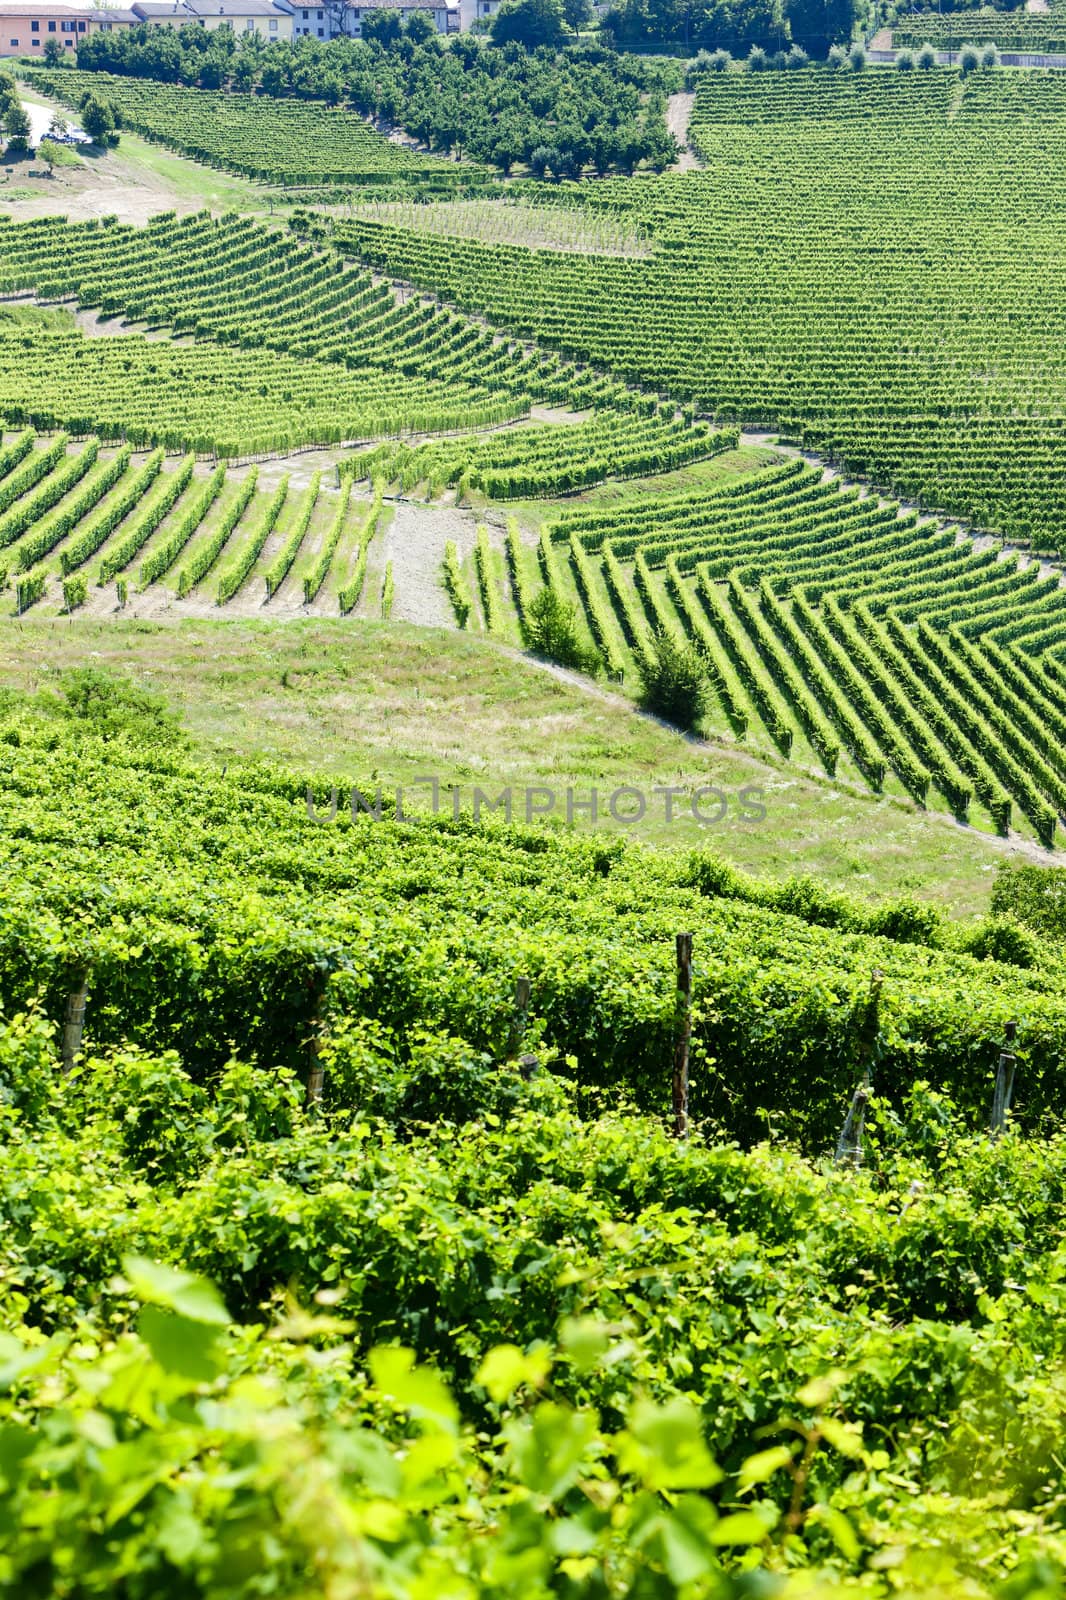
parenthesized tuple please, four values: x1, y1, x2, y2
(285, 0, 327, 35)
(182, 0, 292, 38)
(0, 2, 136, 55)
(0, 0, 465, 56)
(353, 0, 457, 32)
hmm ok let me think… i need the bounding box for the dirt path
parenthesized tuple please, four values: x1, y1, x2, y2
(666, 92, 702, 173)
(383, 501, 479, 629)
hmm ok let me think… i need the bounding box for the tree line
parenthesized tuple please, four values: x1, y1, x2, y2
(72, 23, 681, 176)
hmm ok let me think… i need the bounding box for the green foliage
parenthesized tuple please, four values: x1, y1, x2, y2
(992, 863, 1066, 939)
(490, 0, 566, 46)
(79, 91, 121, 147)
(443, 538, 474, 628)
(636, 628, 709, 730)
(1, 710, 1066, 1586)
(42, 665, 183, 746)
(4, 1010, 1066, 1594)
(61, 572, 87, 613)
(525, 584, 601, 673)
(3, 102, 31, 157)
(1, 716, 1064, 1149)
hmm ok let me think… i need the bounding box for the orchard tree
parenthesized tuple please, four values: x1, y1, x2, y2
(563, 0, 592, 33)
(785, 0, 855, 59)
(37, 137, 61, 175)
(362, 9, 403, 43)
(489, 118, 525, 173)
(3, 104, 31, 157)
(490, 0, 566, 48)
(404, 9, 436, 41)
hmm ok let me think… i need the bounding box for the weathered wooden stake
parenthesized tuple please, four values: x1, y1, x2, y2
(835, 1082, 869, 1170)
(306, 992, 325, 1108)
(835, 969, 884, 1169)
(507, 976, 532, 1061)
(990, 1019, 1018, 1137)
(61, 968, 90, 1074)
(673, 933, 693, 1138)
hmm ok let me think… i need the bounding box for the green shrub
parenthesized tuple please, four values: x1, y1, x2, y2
(960, 915, 1038, 969)
(635, 629, 708, 731)
(62, 573, 87, 613)
(865, 897, 944, 947)
(525, 585, 600, 673)
(45, 666, 183, 745)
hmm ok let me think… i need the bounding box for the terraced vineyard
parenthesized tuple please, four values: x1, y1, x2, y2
(0, 213, 682, 456)
(8, 62, 1066, 1600)
(348, 410, 737, 500)
(0, 431, 390, 617)
(336, 68, 1066, 554)
(893, 13, 1066, 53)
(454, 456, 1066, 845)
(7, 705, 1066, 1595)
(27, 68, 495, 192)
(0, 305, 520, 458)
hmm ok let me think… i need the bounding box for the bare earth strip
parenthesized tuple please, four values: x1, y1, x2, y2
(667, 93, 702, 172)
(384, 501, 480, 629)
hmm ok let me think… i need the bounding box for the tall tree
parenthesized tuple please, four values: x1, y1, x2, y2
(786, 0, 855, 58)
(490, 0, 566, 48)
(562, 0, 592, 33)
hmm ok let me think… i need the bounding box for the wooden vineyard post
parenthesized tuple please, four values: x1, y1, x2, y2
(673, 933, 693, 1138)
(305, 978, 327, 1109)
(61, 966, 90, 1074)
(507, 976, 540, 1078)
(835, 969, 884, 1169)
(508, 976, 532, 1058)
(990, 1020, 1018, 1137)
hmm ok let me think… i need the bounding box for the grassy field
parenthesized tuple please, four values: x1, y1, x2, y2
(1, 614, 1043, 916)
(11, 82, 288, 220)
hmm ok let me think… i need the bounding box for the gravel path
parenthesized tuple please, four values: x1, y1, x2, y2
(666, 93, 702, 172)
(384, 501, 479, 629)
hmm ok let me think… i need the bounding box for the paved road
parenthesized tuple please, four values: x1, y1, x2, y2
(19, 98, 88, 147)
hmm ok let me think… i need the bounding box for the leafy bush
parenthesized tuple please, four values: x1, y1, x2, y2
(0, 1010, 57, 1121)
(61, 573, 87, 613)
(636, 629, 709, 730)
(960, 914, 1038, 969)
(991, 863, 1066, 938)
(686, 47, 732, 84)
(864, 896, 943, 947)
(917, 41, 937, 67)
(896, 47, 915, 70)
(43, 666, 183, 746)
(525, 585, 600, 673)
(959, 42, 981, 74)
